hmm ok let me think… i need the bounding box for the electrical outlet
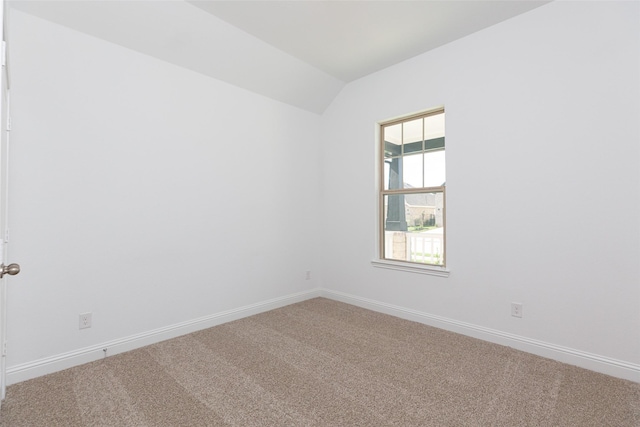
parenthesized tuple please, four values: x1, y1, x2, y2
(305, 271, 311, 280)
(511, 303, 523, 318)
(79, 312, 92, 329)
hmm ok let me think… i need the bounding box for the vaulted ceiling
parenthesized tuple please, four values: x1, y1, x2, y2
(11, 0, 550, 114)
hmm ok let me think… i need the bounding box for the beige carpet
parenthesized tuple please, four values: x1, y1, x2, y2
(1, 298, 638, 426)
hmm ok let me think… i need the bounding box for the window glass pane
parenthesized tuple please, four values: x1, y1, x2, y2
(402, 118, 423, 154)
(383, 157, 402, 190)
(403, 153, 423, 188)
(383, 192, 445, 265)
(403, 140, 423, 155)
(424, 112, 445, 141)
(383, 123, 401, 158)
(423, 150, 446, 187)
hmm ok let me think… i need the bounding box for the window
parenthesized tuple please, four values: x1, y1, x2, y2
(379, 108, 446, 269)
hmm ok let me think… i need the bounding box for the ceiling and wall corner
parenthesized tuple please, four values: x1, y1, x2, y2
(10, 0, 550, 114)
(187, 0, 551, 83)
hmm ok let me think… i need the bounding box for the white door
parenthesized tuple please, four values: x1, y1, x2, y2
(0, 0, 19, 403)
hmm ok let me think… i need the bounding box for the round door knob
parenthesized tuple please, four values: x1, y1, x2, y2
(0, 263, 20, 278)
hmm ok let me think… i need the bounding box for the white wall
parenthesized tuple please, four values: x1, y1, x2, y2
(5, 1, 640, 384)
(6, 11, 321, 376)
(320, 1, 640, 379)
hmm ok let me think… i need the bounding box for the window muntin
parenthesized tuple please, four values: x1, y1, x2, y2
(380, 109, 445, 267)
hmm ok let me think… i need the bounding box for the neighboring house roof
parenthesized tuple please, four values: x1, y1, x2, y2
(405, 193, 435, 207)
(402, 183, 445, 207)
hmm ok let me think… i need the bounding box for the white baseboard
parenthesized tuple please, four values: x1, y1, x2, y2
(8, 287, 639, 385)
(6, 288, 322, 385)
(321, 288, 640, 383)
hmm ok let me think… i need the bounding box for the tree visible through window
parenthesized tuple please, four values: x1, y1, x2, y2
(380, 108, 445, 266)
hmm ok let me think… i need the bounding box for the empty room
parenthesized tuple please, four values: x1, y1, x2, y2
(0, 0, 638, 425)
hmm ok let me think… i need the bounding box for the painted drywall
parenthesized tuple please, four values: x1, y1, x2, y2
(5, 1, 639, 384)
(320, 0, 640, 373)
(6, 11, 321, 371)
(10, 0, 345, 115)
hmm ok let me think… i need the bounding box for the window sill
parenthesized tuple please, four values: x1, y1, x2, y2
(371, 259, 450, 277)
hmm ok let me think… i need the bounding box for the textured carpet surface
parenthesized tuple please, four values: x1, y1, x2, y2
(0, 298, 638, 426)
